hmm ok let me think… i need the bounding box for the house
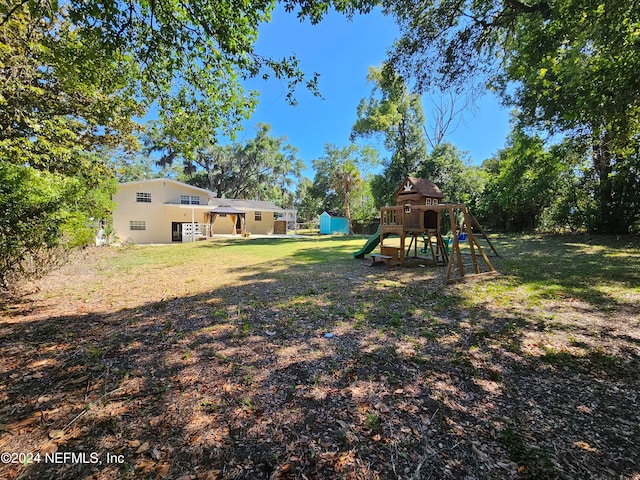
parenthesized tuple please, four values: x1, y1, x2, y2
(111, 178, 297, 244)
(319, 211, 349, 234)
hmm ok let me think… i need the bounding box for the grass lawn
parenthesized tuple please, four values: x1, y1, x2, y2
(1, 234, 639, 479)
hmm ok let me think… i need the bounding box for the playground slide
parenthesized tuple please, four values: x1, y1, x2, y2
(353, 226, 381, 259)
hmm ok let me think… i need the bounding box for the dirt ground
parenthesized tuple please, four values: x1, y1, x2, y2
(1, 236, 639, 479)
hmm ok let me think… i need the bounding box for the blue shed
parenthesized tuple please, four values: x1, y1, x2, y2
(319, 211, 349, 234)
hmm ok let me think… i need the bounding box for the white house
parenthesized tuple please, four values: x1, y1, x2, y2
(112, 178, 297, 244)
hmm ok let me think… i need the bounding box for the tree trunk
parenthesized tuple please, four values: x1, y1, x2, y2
(344, 182, 354, 235)
(592, 134, 616, 234)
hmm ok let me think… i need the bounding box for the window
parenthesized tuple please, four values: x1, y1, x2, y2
(254, 211, 262, 221)
(129, 221, 146, 231)
(136, 192, 151, 203)
(180, 195, 200, 205)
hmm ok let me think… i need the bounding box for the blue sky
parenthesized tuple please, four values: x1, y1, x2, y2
(239, 6, 513, 178)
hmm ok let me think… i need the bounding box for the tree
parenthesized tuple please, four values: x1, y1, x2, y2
(417, 142, 487, 211)
(423, 89, 478, 150)
(0, 3, 142, 169)
(294, 177, 323, 223)
(312, 144, 377, 233)
(0, 156, 117, 290)
(383, 0, 640, 233)
(147, 123, 303, 207)
(2, 0, 360, 288)
(478, 127, 568, 231)
(351, 65, 428, 207)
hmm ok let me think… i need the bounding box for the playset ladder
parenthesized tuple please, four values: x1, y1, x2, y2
(425, 230, 448, 265)
(445, 208, 497, 283)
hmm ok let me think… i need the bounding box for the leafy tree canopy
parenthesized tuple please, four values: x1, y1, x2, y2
(417, 142, 487, 210)
(311, 144, 378, 231)
(478, 125, 574, 231)
(352, 65, 427, 207)
(145, 123, 303, 207)
(2, 0, 366, 288)
(382, 0, 640, 232)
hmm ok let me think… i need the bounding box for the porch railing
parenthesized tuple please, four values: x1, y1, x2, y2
(181, 223, 210, 242)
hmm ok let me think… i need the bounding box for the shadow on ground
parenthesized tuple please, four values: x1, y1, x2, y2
(1, 234, 639, 479)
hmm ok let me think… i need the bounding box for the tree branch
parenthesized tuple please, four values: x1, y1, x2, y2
(503, 0, 551, 17)
(1, 0, 30, 26)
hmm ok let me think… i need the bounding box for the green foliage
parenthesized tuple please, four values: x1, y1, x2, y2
(383, 0, 640, 233)
(478, 127, 573, 232)
(0, 3, 142, 169)
(294, 177, 323, 223)
(0, 160, 116, 288)
(1, 0, 356, 288)
(349, 177, 378, 227)
(351, 65, 427, 207)
(147, 123, 302, 207)
(1, 0, 334, 157)
(311, 144, 378, 233)
(417, 142, 487, 210)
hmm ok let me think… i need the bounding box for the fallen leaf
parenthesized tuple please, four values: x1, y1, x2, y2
(150, 415, 163, 427)
(156, 462, 170, 478)
(136, 441, 150, 454)
(574, 441, 597, 452)
(48, 430, 64, 439)
(128, 440, 141, 448)
(471, 444, 487, 461)
(135, 459, 155, 473)
(69, 375, 89, 385)
(40, 442, 58, 455)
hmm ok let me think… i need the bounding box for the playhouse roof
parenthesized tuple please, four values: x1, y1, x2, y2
(395, 177, 444, 199)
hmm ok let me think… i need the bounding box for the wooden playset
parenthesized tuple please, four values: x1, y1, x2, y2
(366, 177, 500, 283)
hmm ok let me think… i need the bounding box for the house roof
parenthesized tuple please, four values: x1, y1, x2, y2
(209, 197, 291, 213)
(395, 177, 444, 199)
(119, 178, 296, 212)
(119, 177, 212, 195)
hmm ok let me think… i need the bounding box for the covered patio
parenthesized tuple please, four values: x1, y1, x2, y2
(206, 205, 247, 236)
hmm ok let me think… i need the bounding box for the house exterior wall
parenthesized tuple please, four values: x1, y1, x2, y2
(245, 210, 274, 235)
(112, 180, 208, 244)
(113, 179, 291, 243)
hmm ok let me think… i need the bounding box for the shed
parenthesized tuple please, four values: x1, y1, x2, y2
(319, 211, 349, 235)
